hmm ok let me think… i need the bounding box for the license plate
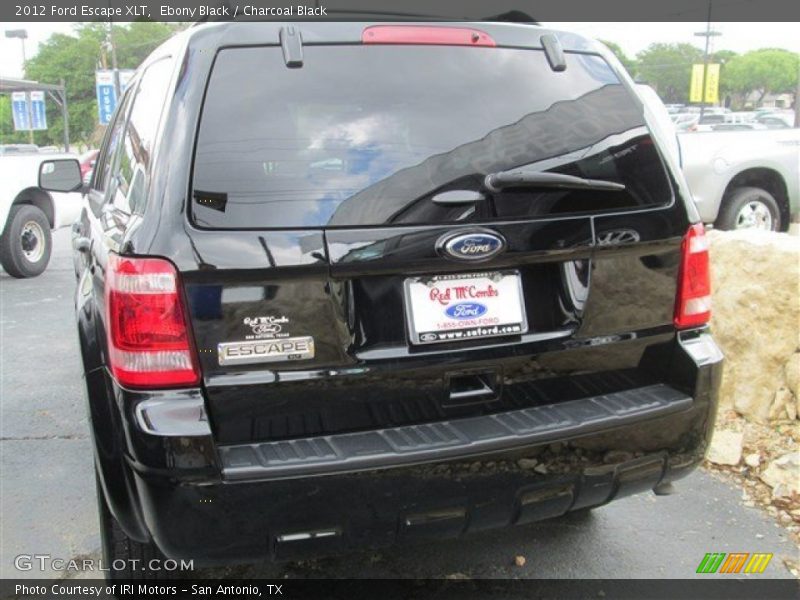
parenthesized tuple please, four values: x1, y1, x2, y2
(404, 271, 528, 345)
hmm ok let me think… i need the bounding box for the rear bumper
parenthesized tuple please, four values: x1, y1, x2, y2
(121, 332, 722, 565)
(219, 383, 692, 481)
(133, 405, 711, 565)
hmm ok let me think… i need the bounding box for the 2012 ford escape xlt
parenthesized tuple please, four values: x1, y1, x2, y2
(39, 21, 722, 579)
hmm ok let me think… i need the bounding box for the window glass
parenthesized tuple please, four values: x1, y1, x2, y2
(92, 86, 134, 194)
(110, 58, 173, 215)
(193, 46, 671, 229)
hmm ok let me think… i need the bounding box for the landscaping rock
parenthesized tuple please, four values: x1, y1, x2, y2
(708, 230, 800, 422)
(744, 453, 761, 468)
(760, 452, 800, 497)
(706, 430, 744, 465)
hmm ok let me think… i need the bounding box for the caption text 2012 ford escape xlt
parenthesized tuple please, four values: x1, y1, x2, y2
(37, 21, 722, 579)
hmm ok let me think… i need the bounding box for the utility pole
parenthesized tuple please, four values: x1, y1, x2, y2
(694, 1, 721, 121)
(794, 59, 800, 128)
(60, 79, 69, 153)
(107, 20, 121, 98)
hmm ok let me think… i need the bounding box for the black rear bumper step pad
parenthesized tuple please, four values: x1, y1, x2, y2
(219, 383, 691, 480)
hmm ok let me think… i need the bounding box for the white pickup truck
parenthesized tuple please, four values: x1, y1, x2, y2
(0, 153, 82, 277)
(679, 129, 799, 231)
(638, 84, 799, 232)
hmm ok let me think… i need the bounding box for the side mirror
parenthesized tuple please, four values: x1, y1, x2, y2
(39, 159, 82, 193)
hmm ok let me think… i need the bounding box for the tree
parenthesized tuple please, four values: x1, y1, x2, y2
(636, 43, 703, 103)
(112, 22, 183, 69)
(0, 96, 23, 144)
(723, 48, 799, 106)
(13, 22, 179, 148)
(599, 40, 637, 76)
(711, 50, 738, 107)
(712, 50, 738, 65)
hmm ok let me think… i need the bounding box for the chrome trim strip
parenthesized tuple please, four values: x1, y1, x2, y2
(277, 529, 341, 543)
(135, 397, 211, 437)
(218, 336, 315, 366)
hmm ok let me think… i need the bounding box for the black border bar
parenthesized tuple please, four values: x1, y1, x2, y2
(2, 578, 799, 600)
(3, 0, 800, 22)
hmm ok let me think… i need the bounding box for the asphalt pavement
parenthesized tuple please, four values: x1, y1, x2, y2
(0, 228, 797, 580)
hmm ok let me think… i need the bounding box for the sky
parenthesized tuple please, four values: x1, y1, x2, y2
(1, 21, 799, 79)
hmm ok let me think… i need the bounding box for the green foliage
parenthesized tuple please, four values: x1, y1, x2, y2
(711, 50, 738, 99)
(113, 22, 183, 69)
(0, 96, 24, 144)
(599, 40, 637, 76)
(723, 48, 799, 104)
(5, 22, 179, 148)
(712, 50, 738, 65)
(636, 43, 703, 103)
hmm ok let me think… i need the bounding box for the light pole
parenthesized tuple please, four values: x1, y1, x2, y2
(794, 59, 800, 128)
(106, 21, 121, 98)
(5, 28, 34, 144)
(694, 2, 722, 122)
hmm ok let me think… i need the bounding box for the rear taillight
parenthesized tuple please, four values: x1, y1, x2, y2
(362, 25, 496, 47)
(674, 223, 712, 329)
(105, 254, 200, 388)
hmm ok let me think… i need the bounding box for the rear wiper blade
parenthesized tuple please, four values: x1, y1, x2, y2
(484, 169, 626, 193)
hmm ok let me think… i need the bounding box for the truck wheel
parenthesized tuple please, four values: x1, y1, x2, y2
(96, 472, 168, 581)
(0, 205, 52, 278)
(715, 186, 781, 232)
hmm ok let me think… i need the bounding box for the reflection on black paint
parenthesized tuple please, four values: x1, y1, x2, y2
(188, 285, 223, 320)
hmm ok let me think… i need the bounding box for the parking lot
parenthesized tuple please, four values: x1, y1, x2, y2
(0, 228, 797, 580)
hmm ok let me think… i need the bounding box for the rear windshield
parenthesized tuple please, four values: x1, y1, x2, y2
(192, 45, 672, 229)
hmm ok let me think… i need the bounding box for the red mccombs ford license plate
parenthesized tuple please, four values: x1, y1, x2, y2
(404, 271, 528, 345)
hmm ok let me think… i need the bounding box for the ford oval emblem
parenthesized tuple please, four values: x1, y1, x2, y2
(445, 302, 488, 320)
(439, 230, 506, 262)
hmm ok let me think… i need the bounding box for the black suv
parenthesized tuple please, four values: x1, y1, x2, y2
(40, 21, 722, 578)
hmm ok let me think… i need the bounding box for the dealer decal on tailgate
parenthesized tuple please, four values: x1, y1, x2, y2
(218, 315, 315, 365)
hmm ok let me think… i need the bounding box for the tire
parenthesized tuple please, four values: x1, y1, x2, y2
(715, 186, 782, 232)
(96, 471, 168, 581)
(0, 205, 52, 278)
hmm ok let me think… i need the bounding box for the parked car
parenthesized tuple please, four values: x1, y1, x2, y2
(43, 21, 722, 579)
(637, 88, 799, 231)
(79, 149, 100, 182)
(0, 152, 82, 277)
(0, 144, 39, 155)
(755, 112, 795, 129)
(698, 113, 726, 125)
(672, 113, 700, 132)
(710, 123, 767, 132)
(679, 128, 799, 230)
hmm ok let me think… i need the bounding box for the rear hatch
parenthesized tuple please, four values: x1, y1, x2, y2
(183, 26, 689, 445)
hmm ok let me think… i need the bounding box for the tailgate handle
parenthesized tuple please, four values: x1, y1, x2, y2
(447, 372, 499, 404)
